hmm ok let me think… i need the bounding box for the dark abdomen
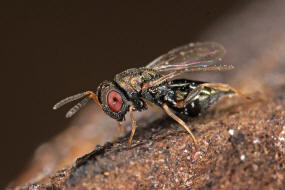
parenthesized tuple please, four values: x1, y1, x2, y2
(167, 79, 230, 117)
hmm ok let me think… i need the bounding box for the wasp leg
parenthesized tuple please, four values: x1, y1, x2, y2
(117, 121, 124, 134)
(128, 105, 138, 145)
(112, 122, 125, 142)
(162, 104, 197, 145)
(183, 86, 203, 103)
(200, 83, 250, 99)
(182, 83, 249, 104)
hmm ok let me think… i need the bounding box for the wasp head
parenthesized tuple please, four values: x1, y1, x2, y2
(97, 81, 129, 121)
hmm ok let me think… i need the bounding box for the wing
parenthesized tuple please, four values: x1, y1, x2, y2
(145, 42, 226, 72)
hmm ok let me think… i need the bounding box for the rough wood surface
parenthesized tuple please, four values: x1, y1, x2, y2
(7, 1, 285, 189)
(34, 95, 285, 190)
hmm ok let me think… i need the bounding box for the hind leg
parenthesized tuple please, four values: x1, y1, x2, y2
(183, 83, 250, 103)
(200, 83, 250, 99)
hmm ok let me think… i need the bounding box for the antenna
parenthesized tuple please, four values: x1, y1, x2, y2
(53, 92, 87, 110)
(53, 91, 102, 118)
(65, 97, 90, 118)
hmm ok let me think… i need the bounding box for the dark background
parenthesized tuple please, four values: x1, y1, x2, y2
(1, 1, 248, 188)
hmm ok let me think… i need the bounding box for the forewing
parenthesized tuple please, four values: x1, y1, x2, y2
(145, 42, 226, 72)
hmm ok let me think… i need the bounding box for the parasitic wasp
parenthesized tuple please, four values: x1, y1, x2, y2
(53, 42, 249, 145)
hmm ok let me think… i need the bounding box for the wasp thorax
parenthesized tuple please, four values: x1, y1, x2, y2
(97, 81, 129, 121)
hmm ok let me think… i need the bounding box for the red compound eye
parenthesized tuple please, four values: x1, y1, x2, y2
(107, 90, 123, 112)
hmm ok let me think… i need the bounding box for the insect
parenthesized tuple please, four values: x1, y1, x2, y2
(53, 42, 248, 145)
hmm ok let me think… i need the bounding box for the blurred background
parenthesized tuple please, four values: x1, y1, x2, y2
(2, 0, 284, 189)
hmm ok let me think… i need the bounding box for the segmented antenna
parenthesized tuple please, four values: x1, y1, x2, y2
(65, 97, 90, 118)
(53, 92, 87, 110)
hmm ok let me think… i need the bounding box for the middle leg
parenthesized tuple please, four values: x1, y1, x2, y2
(128, 105, 138, 145)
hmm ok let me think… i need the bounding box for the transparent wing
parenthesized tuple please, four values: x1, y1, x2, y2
(145, 42, 226, 72)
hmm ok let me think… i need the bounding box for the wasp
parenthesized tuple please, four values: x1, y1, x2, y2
(53, 42, 248, 145)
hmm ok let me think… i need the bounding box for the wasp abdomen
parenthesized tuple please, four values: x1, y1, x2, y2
(165, 79, 232, 117)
